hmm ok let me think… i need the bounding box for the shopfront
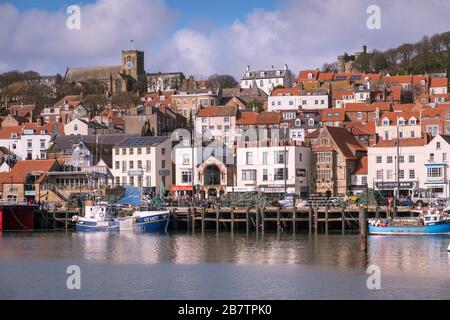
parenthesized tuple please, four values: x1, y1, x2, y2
(374, 181, 417, 197)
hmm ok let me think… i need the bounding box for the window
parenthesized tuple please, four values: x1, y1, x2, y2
(115, 148, 119, 155)
(411, 130, 415, 138)
(274, 168, 288, 180)
(181, 170, 192, 183)
(317, 152, 332, 164)
(399, 156, 404, 164)
(376, 170, 383, 180)
(162, 148, 166, 155)
(437, 142, 441, 150)
(387, 156, 393, 164)
(246, 152, 254, 165)
(183, 154, 190, 165)
(316, 169, 331, 181)
(427, 167, 443, 178)
(40, 139, 46, 149)
(308, 119, 315, 126)
(224, 116, 230, 123)
(409, 170, 415, 179)
(122, 176, 127, 185)
(162, 160, 166, 169)
(137, 160, 143, 169)
(262, 169, 268, 181)
(274, 151, 288, 164)
(74, 124, 78, 131)
(376, 156, 382, 164)
(242, 170, 256, 181)
(129, 161, 134, 170)
(146, 160, 151, 172)
(430, 153, 435, 162)
(262, 152, 268, 165)
(409, 118, 417, 125)
(409, 155, 415, 163)
(122, 161, 127, 173)
(129, 148, 134, 155)
(146, 147, 151, 154)
(398, 170, 405, 179)
(386, 170, 393, 180)
(129, 176, 134, 187)
(146, 176, 151, 187)
(115, 161, 120, 170)
(444, 153, 448, 162)
(426, 125, 439, 137)
(40, 151, 46, 159)
(137, 148, 142, 155)
(361, 176, 368, 185)
(122, 148, 127, 155)
(382, 119, 389, 126)
(224, 125, 230, 133)
(384, 131, 389, 140)
(27, 139, 32, 148)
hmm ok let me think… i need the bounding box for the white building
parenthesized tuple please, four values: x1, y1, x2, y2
(241, 65, 292, 96)
(376, 112, 421, 140)
(235, 142, 311, 197)
(268, 88, 329, 111)
(195, 106, 238, 146)
(111, 136, 172, 194)
(0, 123, 55, 160)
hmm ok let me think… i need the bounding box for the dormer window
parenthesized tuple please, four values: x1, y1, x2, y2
(308, 119, 315, 126)
(398, 118, 405, 125)
(260, 71, 265, 77)
(11, 133, 17, 139)
(382, 119, 390, 126)
(308, 73, 313, 79)
(409, 118, 417, 125)
(40, 130, 46, 135)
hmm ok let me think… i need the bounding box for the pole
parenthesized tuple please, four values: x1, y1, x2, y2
(284, 127, 287, 194)
(395, 122, 400, 214)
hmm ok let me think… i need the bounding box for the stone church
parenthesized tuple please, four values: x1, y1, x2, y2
(64, 49, 146, 94)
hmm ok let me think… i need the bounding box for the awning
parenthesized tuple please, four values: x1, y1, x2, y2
(114, 186, 141, 206)
(169, 185, 193, 191)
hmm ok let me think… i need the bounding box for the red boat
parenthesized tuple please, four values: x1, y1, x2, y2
(0, 203, 38, 231)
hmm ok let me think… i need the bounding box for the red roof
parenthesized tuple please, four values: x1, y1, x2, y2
(353, 156, 368, 175)
(332, 89, 353, 100)
(271, 87, 301, 96)
(196, 106, 238, 118)
(298, 70, 319, 81)
(322, 109, 346, 122)
(324, 126, 366, 159)
(384, 75, 413, 85)
(318, 73, 334, 81)
(236, 111, 281, 125)
(0, 160, 58, 184)
(373, 137, 428, 148)
(430, 77, 448, 88)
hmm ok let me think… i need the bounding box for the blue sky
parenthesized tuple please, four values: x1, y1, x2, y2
(1, 0, 450, 77)
(8, 0, 278, 30)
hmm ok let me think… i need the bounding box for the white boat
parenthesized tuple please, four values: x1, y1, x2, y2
(73, 201, 120, 232)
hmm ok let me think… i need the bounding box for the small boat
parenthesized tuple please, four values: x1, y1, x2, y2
(132, 210, 171, 233)
(73, 201, 120, 232)
(368, 208, 450, 235)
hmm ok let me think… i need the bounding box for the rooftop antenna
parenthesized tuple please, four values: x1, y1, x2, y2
(130, 40, 134, 51)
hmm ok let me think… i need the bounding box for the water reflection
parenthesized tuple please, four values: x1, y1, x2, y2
(1, 231, 449, 278)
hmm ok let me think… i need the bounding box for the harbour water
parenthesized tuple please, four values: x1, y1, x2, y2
(0, 231, 449, 299)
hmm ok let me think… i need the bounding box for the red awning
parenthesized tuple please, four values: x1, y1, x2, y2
(169, 185, 193, 191)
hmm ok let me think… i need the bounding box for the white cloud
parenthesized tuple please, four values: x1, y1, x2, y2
(0, 0, 176, 74)
(1, 0, 450, 78)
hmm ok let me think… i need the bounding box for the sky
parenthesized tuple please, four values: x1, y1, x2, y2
(1, 0, 450, 79)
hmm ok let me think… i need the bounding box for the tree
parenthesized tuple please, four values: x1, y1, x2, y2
(247, 99, 264, 112)
(321, 62, 338, 72)
(207, 74, 238, 89)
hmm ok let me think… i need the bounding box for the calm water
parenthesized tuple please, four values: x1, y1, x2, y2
(0, 231, 449, 299)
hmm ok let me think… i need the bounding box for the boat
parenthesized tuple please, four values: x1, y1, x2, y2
(73, 200, 120, 232)
(132, 210, 171, 233)
(368, 208, 450, 235)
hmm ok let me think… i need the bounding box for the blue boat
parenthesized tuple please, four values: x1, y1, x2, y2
(74, 201, 120, 232)
(132, 210, 171, 233)
(368, 209, 450, 235)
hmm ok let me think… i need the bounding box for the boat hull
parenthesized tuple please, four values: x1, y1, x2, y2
(133, 211, 170, 233)
(76, 220, 120, 232)
(369, 220, 450, 235)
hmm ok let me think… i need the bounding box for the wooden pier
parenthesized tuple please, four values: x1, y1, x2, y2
(171, 206, 413, 234)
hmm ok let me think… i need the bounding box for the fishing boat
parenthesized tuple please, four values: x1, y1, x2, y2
(73, 200, 120, 232)
(368, 208, 450, 235)
(132, 210, 171, 233)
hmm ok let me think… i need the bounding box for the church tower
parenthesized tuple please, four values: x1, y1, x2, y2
(122, 45, 145, 81)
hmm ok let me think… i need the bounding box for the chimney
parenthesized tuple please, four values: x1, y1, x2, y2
(246, 65, 250, 72)
(362, 45, 367, 54)
(284, 64, 288, 71)
(37, 118, 42, 127)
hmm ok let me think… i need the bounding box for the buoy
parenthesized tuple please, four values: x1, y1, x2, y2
(448, 244, 450, 252)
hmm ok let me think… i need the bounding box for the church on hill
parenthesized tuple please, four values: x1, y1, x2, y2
(64, 48, 146, 94)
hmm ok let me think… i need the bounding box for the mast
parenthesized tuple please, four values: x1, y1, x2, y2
(284, 126, 288, 194)
(395, 121, 400, 211)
